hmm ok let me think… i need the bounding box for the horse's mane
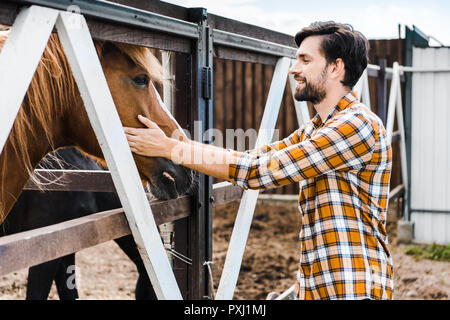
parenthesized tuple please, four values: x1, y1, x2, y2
(0, 27, 163, 216)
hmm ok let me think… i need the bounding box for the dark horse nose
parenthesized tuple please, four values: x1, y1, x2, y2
(149, 159, 195, 200)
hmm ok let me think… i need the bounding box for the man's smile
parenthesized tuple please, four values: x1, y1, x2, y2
(296, 79, 306, 89)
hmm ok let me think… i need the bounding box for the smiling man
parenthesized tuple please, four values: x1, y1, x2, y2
(124, 21, 393, 300)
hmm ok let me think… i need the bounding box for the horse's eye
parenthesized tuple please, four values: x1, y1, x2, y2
(132, 74, 149, 86)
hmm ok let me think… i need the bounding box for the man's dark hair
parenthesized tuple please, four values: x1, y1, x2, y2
(294, 21, 369, 88)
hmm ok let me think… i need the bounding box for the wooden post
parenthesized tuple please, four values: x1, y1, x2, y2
(173, 51, 192, 299)
(185, 7, 214, 300)
(377, 59, 387, 125)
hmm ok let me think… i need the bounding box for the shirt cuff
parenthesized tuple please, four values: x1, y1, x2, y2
(228, 151, 254, 189)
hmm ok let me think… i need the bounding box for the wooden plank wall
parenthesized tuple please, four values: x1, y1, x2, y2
(368, 39, 406, 194)
(213, 39, 405, 195)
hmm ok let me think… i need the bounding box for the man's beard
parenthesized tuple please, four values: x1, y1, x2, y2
(294, 68, 327, 104)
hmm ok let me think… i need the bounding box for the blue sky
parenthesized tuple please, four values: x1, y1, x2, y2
(165, 0, 450, 46)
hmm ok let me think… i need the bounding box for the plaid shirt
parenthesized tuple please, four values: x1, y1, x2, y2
(229, 92, 393, 300)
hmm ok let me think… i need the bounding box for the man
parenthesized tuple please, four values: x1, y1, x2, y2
(124, 21, 393, 300)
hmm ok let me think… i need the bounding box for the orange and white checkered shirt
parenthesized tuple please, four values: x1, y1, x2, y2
(229, 92, 393, 300)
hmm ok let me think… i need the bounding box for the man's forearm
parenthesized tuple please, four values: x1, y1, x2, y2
(165, 138, 241, 181)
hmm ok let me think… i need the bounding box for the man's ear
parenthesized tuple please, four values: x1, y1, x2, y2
(328, 58, 345, 81)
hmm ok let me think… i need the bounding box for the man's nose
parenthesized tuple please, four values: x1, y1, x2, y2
(289, 61, 302, 75)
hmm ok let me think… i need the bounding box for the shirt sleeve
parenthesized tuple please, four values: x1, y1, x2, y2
(228, 113, 377, 190)
(243, 127, 304, 156)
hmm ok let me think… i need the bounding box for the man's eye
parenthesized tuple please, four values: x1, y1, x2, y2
(133, 74, 149, 86)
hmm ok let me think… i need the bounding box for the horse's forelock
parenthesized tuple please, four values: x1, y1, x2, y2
(101, 41, 164, 84)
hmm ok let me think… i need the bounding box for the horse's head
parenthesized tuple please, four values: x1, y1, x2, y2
(0, 31, 196, 221)
(68, 41, 195, 200)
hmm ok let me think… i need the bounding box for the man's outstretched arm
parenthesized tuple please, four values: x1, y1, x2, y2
(124, 115, 240, 182)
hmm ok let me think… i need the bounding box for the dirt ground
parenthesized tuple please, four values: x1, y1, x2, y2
(0, 199, 449, 300)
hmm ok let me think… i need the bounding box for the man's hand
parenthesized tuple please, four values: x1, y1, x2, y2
(124, 115, 173, 158)
(124, 114, 240, 182)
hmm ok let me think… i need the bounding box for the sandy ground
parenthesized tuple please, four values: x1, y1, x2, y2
(0, 199, 449, 300)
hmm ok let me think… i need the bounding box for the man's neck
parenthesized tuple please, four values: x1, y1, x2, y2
(314, 86, 351, 122)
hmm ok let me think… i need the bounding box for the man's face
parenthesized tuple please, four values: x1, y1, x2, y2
(290, 35, 329, 104)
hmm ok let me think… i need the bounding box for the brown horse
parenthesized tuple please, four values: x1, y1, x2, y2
(0, 28, 194, 223)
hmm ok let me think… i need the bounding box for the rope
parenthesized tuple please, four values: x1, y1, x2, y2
(203, 261, 216, 299)
(163, 248, 216, 300)
(165, 248, 192, 265)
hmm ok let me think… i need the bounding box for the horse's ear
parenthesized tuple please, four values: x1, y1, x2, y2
(96, 41, 129, 64)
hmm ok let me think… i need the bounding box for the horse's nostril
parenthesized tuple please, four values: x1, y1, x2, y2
(162, 171, 175, 182)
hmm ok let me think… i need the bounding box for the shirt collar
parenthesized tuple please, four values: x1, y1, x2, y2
(311, 91, 359, 129)
(337, 91, 358, 111)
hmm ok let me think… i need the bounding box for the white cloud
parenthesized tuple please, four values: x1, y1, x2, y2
(357, 4, 450, 44)
(164, 0, 450, 45)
